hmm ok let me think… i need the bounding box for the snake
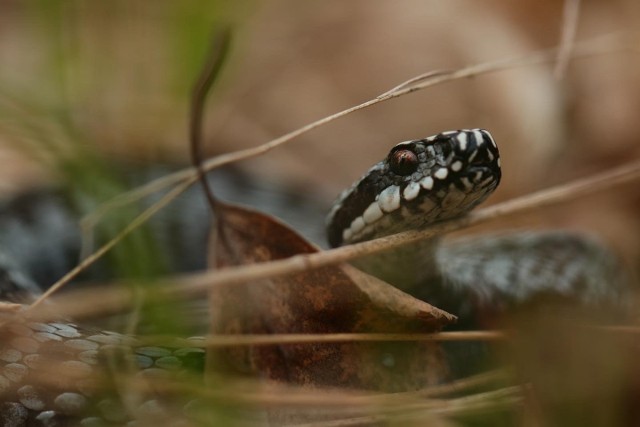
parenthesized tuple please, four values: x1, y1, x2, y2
(0, 129, 628, 425)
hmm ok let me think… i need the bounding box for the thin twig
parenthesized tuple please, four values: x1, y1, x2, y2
(428, 385, 525, 416)
(198, 331, 506, 346)
(141, 331, 506, 348)
(27, 179, 194, 311)
(30, 33, 635, 308)
(190, 27, 232, 212)
(25, 157, 640, 319)
(116, 372, 523, 410)
(81, 32, 632, 231)
(401, 369, 512, 399)
(172, 158, 640, 294)
(377, 69, 453, 97)
(288, 386, 524, 426)
(80, 168, 196, 231)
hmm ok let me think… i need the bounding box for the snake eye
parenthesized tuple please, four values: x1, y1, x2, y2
(389, 149, 418, 175)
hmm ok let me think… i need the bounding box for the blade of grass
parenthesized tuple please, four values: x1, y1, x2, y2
(28, 32, 637, 308)
(25, 156, 640, 314)
(190, 27, 232, 212)
(174, 158, 640, 295)
(83, 31, 633, 227)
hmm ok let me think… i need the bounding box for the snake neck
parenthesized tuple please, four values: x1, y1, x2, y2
(351, 237, 443, 292)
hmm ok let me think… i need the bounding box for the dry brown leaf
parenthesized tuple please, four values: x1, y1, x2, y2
(207, 202, 455, 394)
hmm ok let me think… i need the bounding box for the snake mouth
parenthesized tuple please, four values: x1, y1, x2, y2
(327, 129, 501, 247)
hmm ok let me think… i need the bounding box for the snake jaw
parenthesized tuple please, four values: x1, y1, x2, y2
(326, 129, 501, 247)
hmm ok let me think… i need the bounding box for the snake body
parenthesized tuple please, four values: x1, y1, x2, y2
(0, 130, 628, 425)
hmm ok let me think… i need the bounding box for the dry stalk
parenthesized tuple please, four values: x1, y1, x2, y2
(289, 386, 524, 426)
(116, 372, 522, 410)
(25, 157, 640, 318)
(400, 369, 512, 399)
(85, 32, 632, 229)
(28, 32, 637, 309)
(175, 158, 640, 294)
(28, 179, 194, 311)
(140, 331, 506, 348)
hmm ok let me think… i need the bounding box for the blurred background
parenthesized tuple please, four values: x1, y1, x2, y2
(1, 0, 639, 261)
(1, 2, 640, 425)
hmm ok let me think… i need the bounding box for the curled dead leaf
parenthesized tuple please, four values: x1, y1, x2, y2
(207, 202, 456, 393)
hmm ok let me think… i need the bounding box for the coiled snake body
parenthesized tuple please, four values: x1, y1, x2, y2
(0, 130, 627, 425)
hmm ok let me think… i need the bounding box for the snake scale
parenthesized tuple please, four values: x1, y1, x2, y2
(0, 130, 628, 425)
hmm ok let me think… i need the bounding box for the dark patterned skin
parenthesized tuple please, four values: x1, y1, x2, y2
(0, 317, 205, 425)
(326, 129, 500, 247)
(0, 132, 630, 424)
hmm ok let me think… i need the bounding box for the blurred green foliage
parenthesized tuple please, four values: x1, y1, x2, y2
(0, 1, 254, 336)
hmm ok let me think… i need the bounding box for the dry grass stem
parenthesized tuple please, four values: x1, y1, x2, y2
(77, 32, 633, 273)
(22, 157, 640, 320)
(173, 158, 640, 294)
(428, 386, 525, 416)
(4, 360, 518, 416)
(293, 386, 524, 426)
(81, 169, 198, 232)
(119, 375, 420, 408)
(26, 32, 636, 311)
(271, 386, 523, 426)
(27, 179, 194, 311)
(119, 373, 522, 411)
(400, 369, 513, 399)
(143, 331, 505, 348)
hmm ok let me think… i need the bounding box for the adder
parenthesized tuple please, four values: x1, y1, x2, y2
(0, 129, 628, 425)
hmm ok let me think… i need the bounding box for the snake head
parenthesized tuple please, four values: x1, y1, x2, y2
(327, 129, 501, 247)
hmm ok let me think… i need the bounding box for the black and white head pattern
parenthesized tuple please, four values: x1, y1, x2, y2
(326, 129, 501, 247)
